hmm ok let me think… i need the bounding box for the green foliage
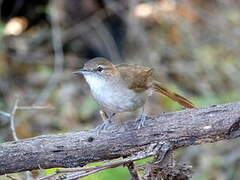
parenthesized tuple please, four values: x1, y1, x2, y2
(135, 157, 154, 165)
(83, 166, 129, 180)
(44, 168, 62, 175)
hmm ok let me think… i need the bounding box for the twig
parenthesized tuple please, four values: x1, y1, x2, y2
(0, 111, 11, 117)
(10, 99, 53, 141)
(56, 167, 106, 180)
(10, 98, 20, 141)
(5, 174, 19, 180)
(40, 143, 161, 180)
(17, 105, 54, 110)
(38, 172, 57, 180)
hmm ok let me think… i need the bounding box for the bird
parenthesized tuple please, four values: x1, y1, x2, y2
(74, 57, 196, 132)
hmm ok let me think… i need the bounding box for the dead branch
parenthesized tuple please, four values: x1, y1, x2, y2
(1, 101, 240, 176)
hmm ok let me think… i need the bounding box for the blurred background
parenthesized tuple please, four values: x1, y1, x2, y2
(0, 0, 240, 179)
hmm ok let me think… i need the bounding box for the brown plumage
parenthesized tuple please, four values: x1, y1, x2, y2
(116, 63, 196, 108)
(117, 64, 153, 93)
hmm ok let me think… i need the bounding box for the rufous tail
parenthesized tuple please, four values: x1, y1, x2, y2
(152, 82, 196, 108)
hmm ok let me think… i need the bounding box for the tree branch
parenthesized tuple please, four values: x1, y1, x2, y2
(1, 102, 240, 175)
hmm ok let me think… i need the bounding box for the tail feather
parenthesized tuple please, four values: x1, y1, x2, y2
(152, 82, 196, 108)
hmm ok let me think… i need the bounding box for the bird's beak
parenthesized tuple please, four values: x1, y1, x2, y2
(72, 69, 90, 74)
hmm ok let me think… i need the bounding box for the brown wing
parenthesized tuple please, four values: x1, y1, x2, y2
(116, 64, 153, 92)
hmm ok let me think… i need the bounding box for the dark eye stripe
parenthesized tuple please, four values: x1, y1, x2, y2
(95, 66, 103, 72)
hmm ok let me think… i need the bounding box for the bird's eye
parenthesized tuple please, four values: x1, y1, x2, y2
(96, 66, 104, 72)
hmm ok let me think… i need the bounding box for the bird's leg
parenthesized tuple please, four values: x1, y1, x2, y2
(136, 106, 146, 129)
(95, 111, 116, 135)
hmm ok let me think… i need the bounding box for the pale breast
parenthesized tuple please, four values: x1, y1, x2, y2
(84, 74, 148, 112)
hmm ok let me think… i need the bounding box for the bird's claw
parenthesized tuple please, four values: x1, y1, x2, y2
(95, 120, 112, 135)
(136, 115, 146, 129)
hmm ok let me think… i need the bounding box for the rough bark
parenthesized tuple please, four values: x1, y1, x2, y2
(1, 102, 240, 175)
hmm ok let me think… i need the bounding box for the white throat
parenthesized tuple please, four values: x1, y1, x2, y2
(82, 73, 147, 113)
(83, 73, 109, 91)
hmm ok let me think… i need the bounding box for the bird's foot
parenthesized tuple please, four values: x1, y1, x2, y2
(95, 120, 112, 135)
(136, 114, 146, 129)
